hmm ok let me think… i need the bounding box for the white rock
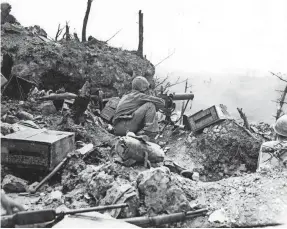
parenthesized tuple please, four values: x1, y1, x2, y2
(50, 190, 62, 200)
(208, 208, 227, 223)
(192, 172, 200, 181)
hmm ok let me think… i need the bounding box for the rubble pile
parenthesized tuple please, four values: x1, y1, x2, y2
(163, 120, 263, 181)
(1, 23, 155, 99)
(3, 161, 287, 228)
(250, 122, 274, 140)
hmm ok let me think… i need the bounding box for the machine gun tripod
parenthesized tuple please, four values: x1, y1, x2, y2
(158, 92, 194, 126)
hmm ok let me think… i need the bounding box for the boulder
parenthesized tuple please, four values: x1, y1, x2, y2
(99, 179, 139, 218)
(2, 174, 28, 193)
(137, 167, 191, 214)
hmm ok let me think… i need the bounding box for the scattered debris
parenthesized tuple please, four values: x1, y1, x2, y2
(76, 143, 94, 155)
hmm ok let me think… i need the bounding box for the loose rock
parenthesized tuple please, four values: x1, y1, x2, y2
(2, 174, 28, 193)
(39, 101, 57, 116)
(16, 110, 34, 120)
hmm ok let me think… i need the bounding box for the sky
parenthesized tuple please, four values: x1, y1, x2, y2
(5, 0, 287, 76)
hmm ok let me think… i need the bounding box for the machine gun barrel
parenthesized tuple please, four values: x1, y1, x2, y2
(170, 93, 194, 101)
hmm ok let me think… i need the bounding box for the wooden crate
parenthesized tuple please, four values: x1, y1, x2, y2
(188, 105, 232, 132)
(1, 129, 75, 171)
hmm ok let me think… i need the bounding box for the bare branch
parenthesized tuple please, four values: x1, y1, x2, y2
(155, 50, 175, 67)
(55, 24, 64, 41)
(105, 29, 122, 43)
(275, 84, 287, 120)
(154, 75, 169, 88)
(270, 71, 287, 83)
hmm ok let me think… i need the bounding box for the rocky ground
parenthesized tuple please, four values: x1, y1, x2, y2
(1, 94, 287, 228)
(1, 16, 287, 228)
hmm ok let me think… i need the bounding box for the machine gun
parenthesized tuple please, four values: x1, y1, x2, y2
(157, 92, 194, 125)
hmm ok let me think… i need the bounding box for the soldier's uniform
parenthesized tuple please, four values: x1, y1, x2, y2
(257, 115, 287, 171)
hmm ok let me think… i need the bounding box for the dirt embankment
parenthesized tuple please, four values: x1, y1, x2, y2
(1, 23, 155, 99)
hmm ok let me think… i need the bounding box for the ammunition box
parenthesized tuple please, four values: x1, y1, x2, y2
(1, 129, 75, 171)
(188, 105, 232, 132)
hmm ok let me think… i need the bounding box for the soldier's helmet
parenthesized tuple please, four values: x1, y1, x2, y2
(274, 114, 287, 137)
(132, 76, 150, 92)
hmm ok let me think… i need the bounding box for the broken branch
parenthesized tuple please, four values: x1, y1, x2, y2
(275, 85, 287, 120)
(105, 29, 122, 43)
(55, 24, 64, 41)
(270, 72, 287, 83)
(155, 50, 175, 67)
(237, 108, 250, 130)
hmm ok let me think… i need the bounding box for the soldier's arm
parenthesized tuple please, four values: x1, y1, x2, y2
(139, 94, 165, 109)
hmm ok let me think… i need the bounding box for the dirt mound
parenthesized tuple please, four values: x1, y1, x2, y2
(163, 120, 263, 181)
(1, 23, 155, 98)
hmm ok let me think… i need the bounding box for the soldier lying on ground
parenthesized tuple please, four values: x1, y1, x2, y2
(113, 76, 165, 141)
(257, 114, 287, 171)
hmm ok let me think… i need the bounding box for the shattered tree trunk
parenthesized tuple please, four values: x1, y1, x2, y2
(71, 81, 91, 124)
(237, 108, 250, 130)
(137, 10, 143, 58)
(74, 33, 80, 42)
(65, 22, 71, 41)
(275, 84, 287, 120)
(82, 0, 93, 42)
